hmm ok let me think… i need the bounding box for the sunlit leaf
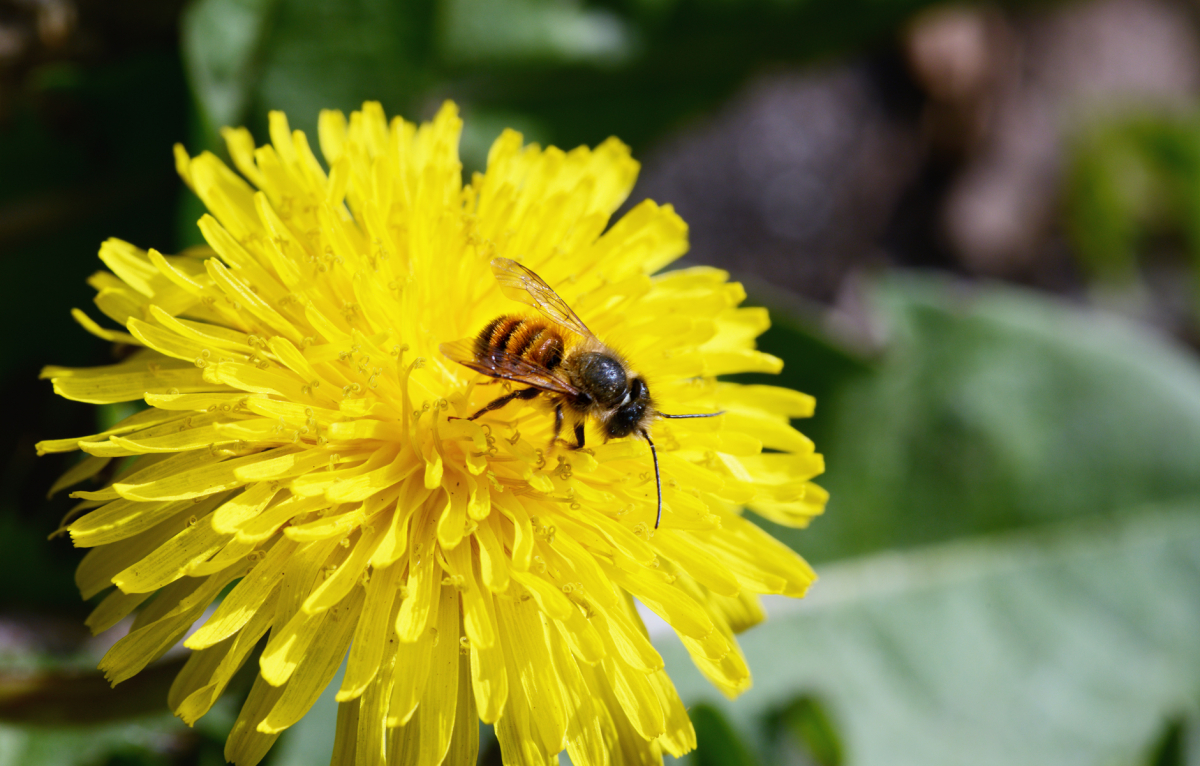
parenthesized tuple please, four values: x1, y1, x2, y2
(663, 502, 1200, 766)
(182, 0, 280, 137)
(764, 274, 1200, 563)
(441, 0, 636, 65)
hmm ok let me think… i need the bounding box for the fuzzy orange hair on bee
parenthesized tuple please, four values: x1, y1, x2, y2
(440, 258, 722, 528)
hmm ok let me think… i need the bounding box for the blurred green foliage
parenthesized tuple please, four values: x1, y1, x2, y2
(671, 501, 1200, 766)
(688, 705, 760, 766)
(1067, 111, 1200, 328)
(3, 1, 1200, 766)
(671, 276, 1200, 766)
(180, 0, 941, 163)
(761, 275, 1200, 562)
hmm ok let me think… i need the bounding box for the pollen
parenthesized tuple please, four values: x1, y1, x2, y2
(39, 101, 827, 766)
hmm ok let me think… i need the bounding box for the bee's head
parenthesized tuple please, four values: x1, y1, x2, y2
(606, 376, 651, 439)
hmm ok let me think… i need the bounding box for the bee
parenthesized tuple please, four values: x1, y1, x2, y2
(440, 257, 722, 528)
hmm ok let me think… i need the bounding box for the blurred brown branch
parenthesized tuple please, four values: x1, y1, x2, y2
(0, 656, 186, 725)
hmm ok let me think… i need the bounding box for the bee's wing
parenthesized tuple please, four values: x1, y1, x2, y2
(439, 338, 582, 396)
(491, 258, 595, 340)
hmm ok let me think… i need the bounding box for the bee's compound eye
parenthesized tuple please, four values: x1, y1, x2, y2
(607, 398, 646, 439)
(629, 377, 647, 401)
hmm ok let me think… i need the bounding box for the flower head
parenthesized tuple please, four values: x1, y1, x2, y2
(39, 102, 826, 765)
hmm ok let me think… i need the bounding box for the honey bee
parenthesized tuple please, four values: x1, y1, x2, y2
(440, 257, 722, 528)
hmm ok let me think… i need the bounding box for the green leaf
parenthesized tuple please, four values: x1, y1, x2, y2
(180, 0, 959, 157)
(1145, 718, 1188, 766)
(183, 0, 438, 146)
(181, 0, 281, 139)
(685, 704, 761, 766)
(662, 502, 1200, 766)
(441, 0, 637, 66)
(765, 696, 844, 766)
(765, 274, 1200, 563)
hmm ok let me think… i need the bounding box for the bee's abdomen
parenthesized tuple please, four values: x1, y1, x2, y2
(527, 331, 565, 371)
(475, 315, 565, 370)
(474, 316, 521, 357)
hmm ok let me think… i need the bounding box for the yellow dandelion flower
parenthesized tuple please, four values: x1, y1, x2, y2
(38, 101, 826, 766)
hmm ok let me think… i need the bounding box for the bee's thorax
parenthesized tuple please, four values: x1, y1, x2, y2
(573, 352, 627, 407)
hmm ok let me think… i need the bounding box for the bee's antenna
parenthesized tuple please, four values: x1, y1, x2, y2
(645, 412, 722, 528)
(641, 429, 663, 529)
(661, 411, 725, 419)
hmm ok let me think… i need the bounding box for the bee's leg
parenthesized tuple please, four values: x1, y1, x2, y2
(573, 422, 586, 450)
(552, 405, 565, 442)
(466, 387, 540, 421)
